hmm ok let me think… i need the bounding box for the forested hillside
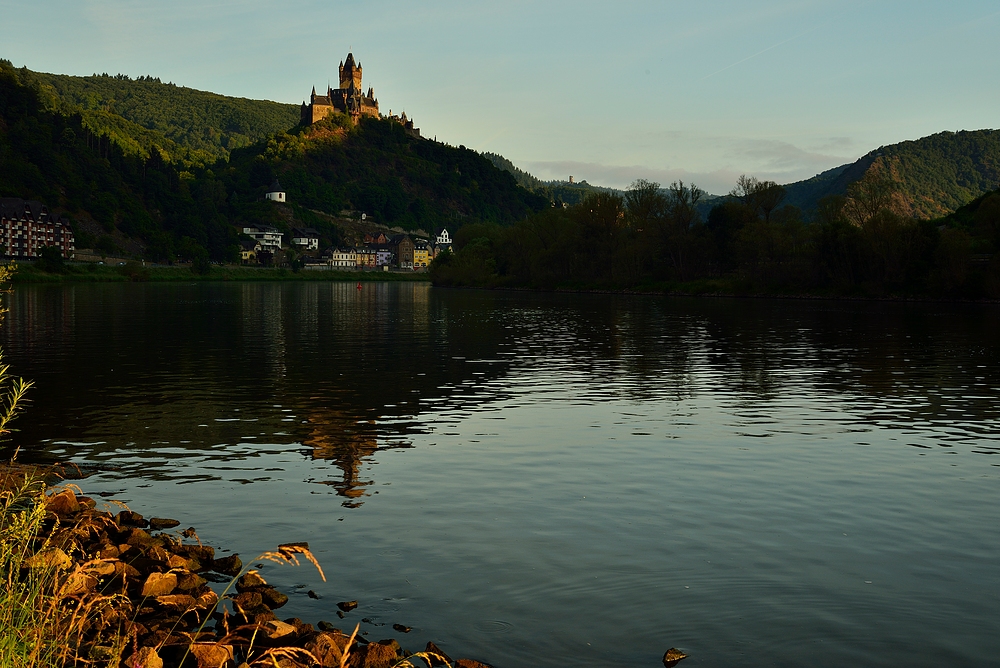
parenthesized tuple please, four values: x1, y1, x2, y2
(19, 64, 300, 162)
(0, 61, 546, 263)
(784, 130, 1000, 218)
(482, 152, 622, 205)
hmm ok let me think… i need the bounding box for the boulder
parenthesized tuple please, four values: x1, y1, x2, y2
(663, 648, 688, 667)
(45, 489, 80, 516)
(236, 572, 268, 592)
(354, 642, 398, 668)
(129, 646, 163, 668)
(187, 643, 235, 668)
(456, 661, 494, 668)
(424, 642, 452, 667)
(337, 600, 358, 612)
(115, 510, 148, 527)
(156, 594, 197, 612)
(233, 591, 263, 611)
(176, 573, 207, 592)
(148, 518, 181, 530)
(212, 554, 242, 576)
(261, 587, 289, 609)
(141, 572, 177, 597)
(25, 548, 72, 571)
(264, 620, 297, 640)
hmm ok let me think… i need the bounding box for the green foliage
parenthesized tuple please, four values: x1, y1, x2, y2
(22, 67, 299, 162)
(433, 176, 1000, 299)
(34, 247, 66, 274)
(785, 130, 1000, 218)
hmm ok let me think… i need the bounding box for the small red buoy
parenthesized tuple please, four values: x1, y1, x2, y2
(357, 282, 362, 290)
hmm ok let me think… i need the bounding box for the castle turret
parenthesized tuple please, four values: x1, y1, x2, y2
(339, 52, 363, 90)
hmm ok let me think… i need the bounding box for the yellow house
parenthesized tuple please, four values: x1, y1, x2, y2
(240, 239, 261, 265)
(413, 241, 430, 270)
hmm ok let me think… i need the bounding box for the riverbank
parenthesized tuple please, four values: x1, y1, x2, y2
(0, 464, 493, 668)
(10, 263, 432, 284)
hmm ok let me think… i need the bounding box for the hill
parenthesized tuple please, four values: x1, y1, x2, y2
(784, 130, 1000, 218)
(0, 61, 547, 262)
(16, 63, 299, 162)
(482, 152, 623, 205)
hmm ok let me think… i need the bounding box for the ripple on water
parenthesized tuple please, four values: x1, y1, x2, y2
(473, 620, 514, 634)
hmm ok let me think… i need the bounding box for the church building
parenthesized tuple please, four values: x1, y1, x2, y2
(301, 52, 379, 125)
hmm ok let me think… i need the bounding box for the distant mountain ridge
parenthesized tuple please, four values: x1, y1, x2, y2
(784, 130, 1000, 219)
(481, 152, 623, 205)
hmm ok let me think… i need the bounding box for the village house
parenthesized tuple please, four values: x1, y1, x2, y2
(375, 246, 393, 268)
(413, 240, 430, 269)
(0, 198, 75, 260)
(242, 224, 283, 251)
(291, 227, 320, 252)
(355, 246, 377, 269)
(239, 238, 261, 264)
(325, 247, 358, 269)
(389, 234, 415, 270)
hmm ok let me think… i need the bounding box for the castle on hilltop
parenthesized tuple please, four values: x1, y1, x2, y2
(301, 52, 420, 136)
(301, 52, 379, 125)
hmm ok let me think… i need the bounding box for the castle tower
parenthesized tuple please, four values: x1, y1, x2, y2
(339, 53, 363, 91)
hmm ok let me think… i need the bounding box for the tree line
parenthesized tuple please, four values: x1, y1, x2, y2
(431, 167, 1000, 299)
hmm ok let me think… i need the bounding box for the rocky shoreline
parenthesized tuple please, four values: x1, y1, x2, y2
(31, 486, 494, 668)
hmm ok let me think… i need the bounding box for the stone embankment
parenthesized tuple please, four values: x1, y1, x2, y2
(36, 487, 494, 668)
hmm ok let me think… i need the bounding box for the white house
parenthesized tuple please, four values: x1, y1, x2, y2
(436, 228, 451, 245)
(291, 227, 320, 252)
(265, 179, 286, 203)
(243, 224, 283, 250)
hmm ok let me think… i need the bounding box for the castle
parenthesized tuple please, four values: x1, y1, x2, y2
(301, 52, 380, 125)
(301, 52, 420, 136)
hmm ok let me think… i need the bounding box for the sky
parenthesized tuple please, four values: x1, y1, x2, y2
(4, 0, 999, 194)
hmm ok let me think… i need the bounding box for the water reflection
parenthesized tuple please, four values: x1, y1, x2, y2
(4, 285, 1000, 492)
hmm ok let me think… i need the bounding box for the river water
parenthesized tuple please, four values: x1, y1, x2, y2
(4, 282, 999, 667)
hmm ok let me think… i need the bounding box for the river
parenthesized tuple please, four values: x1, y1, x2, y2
(4, 282, 999, 667)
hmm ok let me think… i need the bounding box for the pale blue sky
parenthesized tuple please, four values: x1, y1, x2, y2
(4, 0, 998, 193)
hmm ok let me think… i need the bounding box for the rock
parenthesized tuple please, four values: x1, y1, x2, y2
(77, 495, 97, 509)
(375, 639, 402, 655)
(156, 594, 196, 612)
(45, 489, 80, 516)
(424, 642, 452, 667)
(307, 632, 349, 667)
(337, 600, 358, 612)
(278, 541, 310, 550)
(126, 528, 157, 548)
(180, 544, 215, 563)
(194, 590, 220, 610)
(129, 646, 163, 668)
(391, 624, 411, 633)
(149, 517, 181, 530)
(114, 561, 141, 579)
(98, 544, 120, 559)
(264, 620, 297, 640)
(212, 555, 243, 576)
(663, 648, 688, 667)
(356, 642, 398, 668)
(317, 621, 339, 632)
(188, 643, 235, 668)
(61, 572, 98, 596)
(177, 573, 207, 592)
(148, 545, 171, 562)
(236, 572, 267, 592)
(167, 554, 201, 571)
(25, 548, 72, 571)
(115, 510, 148, 527)
(86, 560, 117, 578)
(261, 587, 289, 609)
(141, 572, 178, 597)
(233, 591, 263, 611)
(455, 661, 494, 668)
(308, 590, 321, 599)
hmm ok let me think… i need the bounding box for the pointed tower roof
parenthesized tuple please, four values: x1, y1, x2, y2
(267, 179, 284, 194)
(344, 52, 357, 69)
